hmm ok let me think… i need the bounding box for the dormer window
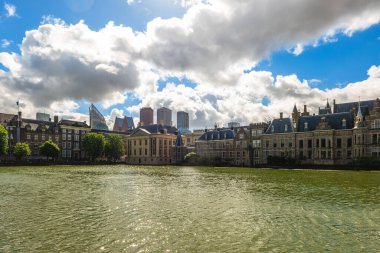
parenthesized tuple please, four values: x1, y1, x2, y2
(271, 125, 274, 133)
(304, 122, 308, 130)
(342, 118, 347, 128)
(284, 124, 288, 132)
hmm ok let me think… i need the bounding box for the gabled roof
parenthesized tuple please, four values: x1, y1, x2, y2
(298, 112, 353, 132)
(0, 113, 17, 125)
(198, 129, 235, 141)
(265, 118, 294, 134)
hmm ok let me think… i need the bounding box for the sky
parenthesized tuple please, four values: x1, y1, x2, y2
(0, 0, 380, 130)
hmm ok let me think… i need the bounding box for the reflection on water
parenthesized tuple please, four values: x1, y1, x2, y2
(0, 166, 379, 252)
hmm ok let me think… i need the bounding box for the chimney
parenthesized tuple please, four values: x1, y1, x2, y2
(49, 118, 52, 122)
(18, 111, 22, 120)
(304, 105, 307, 113)
(280, 112, 283, 119)
(54, 115, 58, 123)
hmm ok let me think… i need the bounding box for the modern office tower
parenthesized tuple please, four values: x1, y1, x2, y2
(157, 107, 172, 126)
(177, 111, 189, 129)
(113, 116, 135, 132)
(89, 104, 108, 130)
(140, 107, 153, 126)
(36, 112, 50, 122)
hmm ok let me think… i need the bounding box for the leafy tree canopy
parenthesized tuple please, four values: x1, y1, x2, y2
(14, 142, 31, 160)
(40, 140, 60, 159)
(0, 125, 8, 155)
(105, 134, 125, 161)
(83, 132, 105, 160)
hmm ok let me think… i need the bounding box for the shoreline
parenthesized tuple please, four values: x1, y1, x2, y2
(0, 161, 379, 171)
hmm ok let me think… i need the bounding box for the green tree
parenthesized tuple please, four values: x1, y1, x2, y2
(0, 125, 8, 155)
(83, 132, 105, 161)
(104, 134, 124, 161)
(40, 140, 60, 160)
(13, 142, 31, 160)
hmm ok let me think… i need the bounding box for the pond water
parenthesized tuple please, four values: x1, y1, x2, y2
(0, 166, 379, 252)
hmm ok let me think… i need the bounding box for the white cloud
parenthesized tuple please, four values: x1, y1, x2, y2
(1, 39, 11, 48)
(126, 0, 141, 5)
(4, 3, 17, 17)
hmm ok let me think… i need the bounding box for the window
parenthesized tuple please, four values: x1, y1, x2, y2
(139, 140, 142, 146)
(321, 139, 326, 148)
(62, 129, 66, 133)
(308, 139, 312, 148)
(67, 150, 72, 158)
(271, 125, 274, 133)
(41, 134, 45, 141)
(62, 134, 66, 141)
(337, 138, 342, 148)
(62, 150, 66, 158)
(372, 119, 380, 129)
(34, 135, 38, 141)
(145, 149, 147, 155)
(239, 133, 244, 139)
(27, 134, 31, 140)
(299, 140, 304, 148)
(74, 135, 79, 141)
(74, 143, 79, 150)
(284, 124, 288, 132)
(55, 136, 59, 142)
(62, 142, 67, 149)
(308, 150, 312, 159)
(68, 129, 72, 134)
(347, 138, 352, 148)
(145, 140, 148, 145)
(67, 135, 72, 141)
(75, 130, 79, 134)
(304, 122, 308, 130)
(281, 139, 284, 147)
(252, 140, 261, 148)
(342, 118, 347, 128)
(67, 142, 72, 149)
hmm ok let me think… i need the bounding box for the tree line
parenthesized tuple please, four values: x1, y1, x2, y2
(0, 125, 125, 162)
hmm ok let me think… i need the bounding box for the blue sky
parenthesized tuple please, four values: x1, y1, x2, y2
(1, 0, 380, 128)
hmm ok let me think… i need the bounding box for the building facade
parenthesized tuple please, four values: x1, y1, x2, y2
(126, 124, 178, 165)
(89, 104, 108, 131)
(140, 107, 153, 126)
(177, 111, 189, 129)
(157, 107, 172, 126)
(113, 116, 135, 132)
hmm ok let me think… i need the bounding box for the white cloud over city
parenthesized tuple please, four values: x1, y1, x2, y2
(1, 0, 380, 128)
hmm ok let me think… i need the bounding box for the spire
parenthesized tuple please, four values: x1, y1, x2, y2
(175, 130, 183, 147)
(293, 104, 298, 113)
(357, 98, 363, 117)
(326, 99, 330, 109)
(354, 97, 365, 128)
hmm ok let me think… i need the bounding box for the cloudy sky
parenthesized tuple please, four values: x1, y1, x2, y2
(1, 0, 380, 129)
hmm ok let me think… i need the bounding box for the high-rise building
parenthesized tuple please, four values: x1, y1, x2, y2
(177, 111, 189, 129)
(113, 116, 135, 132)
(140, 107, 153, 126)
(157, 107, 172, 126)
(36, 112, 50, 122)
(89, 104, 108, 131)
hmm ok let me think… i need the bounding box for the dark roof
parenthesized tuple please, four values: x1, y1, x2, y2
(137, 124, 177, 134)
(334, 99, 374, 114)
(298, 112, 353, 132)
(265, 118, 294, 134)
(198, 129, 235, 141)
(59, 120, 90, 128)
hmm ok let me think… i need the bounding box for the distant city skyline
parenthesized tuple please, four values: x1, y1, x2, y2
(0, 1, 380, 130)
